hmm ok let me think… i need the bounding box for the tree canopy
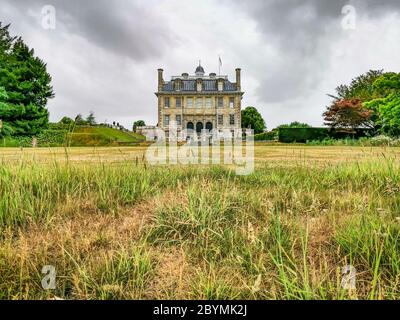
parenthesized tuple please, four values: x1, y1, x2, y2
(323, 98, 374, 131)
(328, 70, 384, 102)
(277, 121, 312, 129)
(364, 73, 400, 136)
(133, 120, 145, 132)
(0, 23, 54, 136)
(241, 106, 265, 134)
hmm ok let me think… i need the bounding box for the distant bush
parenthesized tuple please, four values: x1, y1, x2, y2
(1, 130, 67, 147)
(279, 127, 374, 143)
(306, 135, 400, 147)
(254, 131, 277, 141)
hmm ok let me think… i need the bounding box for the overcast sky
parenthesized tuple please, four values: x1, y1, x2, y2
(1, 0, 400, 129)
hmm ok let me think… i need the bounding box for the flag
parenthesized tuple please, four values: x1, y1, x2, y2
(219, 56, 222, 67)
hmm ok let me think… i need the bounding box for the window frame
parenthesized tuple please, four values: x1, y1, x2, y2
(205, 97, 212, 108)
(229, 97, 234, 108)
(218, 114, 224, 126)
(229, 114, 235, 125)
(217, 97, 223, 108)
(164, 115, 170, 126)
(196, 97, 203, 108)
(164, 97, 170, 108)
(187, 97, 193, 108)
(175, 97, 182, 108)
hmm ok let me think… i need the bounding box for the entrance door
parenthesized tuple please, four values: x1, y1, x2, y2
(196, 122, 203, 134)
(187, 122, 194, 131)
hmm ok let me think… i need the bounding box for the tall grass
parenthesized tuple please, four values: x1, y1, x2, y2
(0, 148, 400, 299)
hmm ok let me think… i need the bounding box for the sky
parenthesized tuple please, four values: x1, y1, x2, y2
(1, 0, 400, 129)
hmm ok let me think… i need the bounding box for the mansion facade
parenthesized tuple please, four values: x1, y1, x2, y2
(155, 64, 244, 140)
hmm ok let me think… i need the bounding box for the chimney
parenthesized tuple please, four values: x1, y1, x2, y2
(158, 68, 164, 91)
(235, 68, 241, 91)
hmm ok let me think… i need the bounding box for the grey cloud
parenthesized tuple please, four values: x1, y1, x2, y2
(231, 0, 400, 103)
(6, 0, 176, 61)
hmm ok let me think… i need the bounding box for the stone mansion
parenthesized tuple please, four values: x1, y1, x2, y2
(155, 63, 244, 140)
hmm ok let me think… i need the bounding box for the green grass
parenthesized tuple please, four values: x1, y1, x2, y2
(0, 146, 400, 299)
(72, 127, 145, 145)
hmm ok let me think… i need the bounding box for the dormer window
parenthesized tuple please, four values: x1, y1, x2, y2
(174, 79, 182, 91)
(196, 79, 202, 92)
(217, 80, 224, 91)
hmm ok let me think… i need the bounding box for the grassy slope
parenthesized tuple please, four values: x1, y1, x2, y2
(69, 126, 145, 146)
(1, 146, 400, 299)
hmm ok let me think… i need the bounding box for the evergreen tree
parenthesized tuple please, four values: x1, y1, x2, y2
(0, 22, 54, 136)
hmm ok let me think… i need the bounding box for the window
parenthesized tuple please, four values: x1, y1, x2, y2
(176, 97, 182, 108)
(229, 97, 234, 108)
(164, 115, 170, 126)
(196, 97, 203, 108)
(187, 98, 193, 108)
(206, 97, 212, 108)
(217, 97, 223, 108)
(218, 81, 224, 91)
(229, 114, 235, 125)
(176, 115, 181, 126)
(197, 82, 202, 92)
(218, 115, 224, 126)
(175, 81, 182, 91)
(164, 97, 170, 108)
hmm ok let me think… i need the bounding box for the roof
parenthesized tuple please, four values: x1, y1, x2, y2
(161, 79, 238, 92)
(195, 65, 205, 74)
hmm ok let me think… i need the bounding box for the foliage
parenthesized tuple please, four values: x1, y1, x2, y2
(133, 120, 146, 132)
(59, 116, 75, 125)
(276, 122, 312, 129)
(86, 111, 96, 126)
(0, 23, 54, 136)
(74, 114, 87, 125)
(329, 70, 384, 102)
(241, 106, 266, 134)
(254, 130, 277, 141)
(323, 99, 374, 131)
(364, 73, 400, 136)
(278, 127, 373, 143)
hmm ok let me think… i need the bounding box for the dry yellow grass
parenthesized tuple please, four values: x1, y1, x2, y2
(0, 145, 399, 299)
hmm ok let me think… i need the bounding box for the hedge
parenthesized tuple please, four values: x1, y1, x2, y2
(278, 127, 374, 143)
(254, 131, 277, 141)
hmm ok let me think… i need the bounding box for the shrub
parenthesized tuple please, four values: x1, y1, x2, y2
(279, 127, 373, 143)
(254, 131, 277, 141)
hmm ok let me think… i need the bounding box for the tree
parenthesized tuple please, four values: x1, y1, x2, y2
(75, 114, 86, 125)
(0, 87, 14, 137)
(364, 73, 400, 136)
(328, 70, 384, 102)
(133, 120, 145, 132)
(323, 98, 374, 132)
(59, 116, 74, 125)
(0, 23, 54, 136)
(241, 106, 265, 134)
(86, 111, 96, 126)
(277, 122, 312, 129)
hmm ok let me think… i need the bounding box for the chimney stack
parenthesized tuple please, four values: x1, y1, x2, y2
(158, 68, 164, 91)
(235, 68, 241, 91)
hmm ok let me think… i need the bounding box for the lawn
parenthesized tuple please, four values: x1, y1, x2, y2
(0, 145, 400, 299)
